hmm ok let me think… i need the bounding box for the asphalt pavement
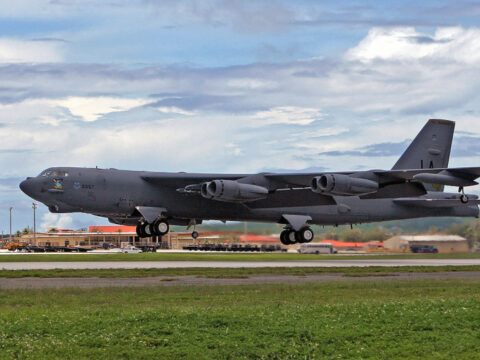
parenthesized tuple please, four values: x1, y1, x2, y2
(2, 259, 480, 270)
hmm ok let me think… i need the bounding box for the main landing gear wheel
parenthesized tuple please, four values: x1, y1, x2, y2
(280, 227, 314, 245)
(151, 220, 170, 236)
(136, 222, 151, 238)
(280, 230, 291, 245)
(295, 227, 314, 243)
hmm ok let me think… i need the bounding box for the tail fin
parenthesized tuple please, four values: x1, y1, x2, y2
(392, 119, 455, 191)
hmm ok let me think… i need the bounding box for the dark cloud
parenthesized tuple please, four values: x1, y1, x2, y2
(30, 37, 69, 43)
(320, 140, 411, 157)
(261, 166, 327, 174)
(0, 149, 32, 154)
(0, 177, 24, 189)
(452, 136, 480, 157)
(406, 35, 451, 44)
(320, 135, 480, 159)
(148, 94, 267, 113)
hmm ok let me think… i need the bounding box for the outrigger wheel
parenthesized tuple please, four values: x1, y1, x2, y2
(459, 186, 469, 204)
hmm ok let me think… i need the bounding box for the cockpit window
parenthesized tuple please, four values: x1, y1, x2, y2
(39, 170, 69, 177)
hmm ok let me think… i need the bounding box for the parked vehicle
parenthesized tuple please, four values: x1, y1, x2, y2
(122, 245, 142, 253)
(410, 244, 438, 253)
(297, 243, 337, 254)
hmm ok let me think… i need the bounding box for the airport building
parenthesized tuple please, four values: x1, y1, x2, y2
(17, 226, 234, 250)
(383, 234, 469, 253)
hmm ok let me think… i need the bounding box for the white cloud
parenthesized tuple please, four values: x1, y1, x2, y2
(51, 97, 151, 122)
(346, 27, 480, 64)
(0, 38, 64, 64)
(40, 213, 73, 232)
(252, 106, 324, 126)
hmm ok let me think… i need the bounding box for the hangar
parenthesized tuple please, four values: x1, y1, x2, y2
(383, 235, 469, 253)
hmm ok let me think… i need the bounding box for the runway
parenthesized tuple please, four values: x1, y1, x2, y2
(2, 271, 479, 289)
(2, 259, 480, 270)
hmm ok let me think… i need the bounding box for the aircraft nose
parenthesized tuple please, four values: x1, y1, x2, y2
(19, 177, 35, 196)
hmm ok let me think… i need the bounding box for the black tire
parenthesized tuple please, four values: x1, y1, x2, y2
(192, 231, 199, 239)
(460, 194, 469, 204)
(280, 230, 290, 245)
(151, 220, 170, 236)
(295, 227, 314, 243)
(287, 230, 297, 244)
(136, 223, 144, 238)
(142, 222, 152, 237)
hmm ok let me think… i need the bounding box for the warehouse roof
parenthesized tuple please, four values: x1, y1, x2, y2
(392, 235, 466, 242)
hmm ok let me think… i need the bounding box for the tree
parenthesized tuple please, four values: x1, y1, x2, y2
(447, 220, 480, 249)
(339, 229, 364, 242)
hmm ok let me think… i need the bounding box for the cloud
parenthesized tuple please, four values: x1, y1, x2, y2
(252, 106, 324, 126)
(40, 213, 73, 231)
(50, 97, 151, 122)
(4, 24, 480, 231)
(0, 38, 64, 64)
(452, 136, 480, 157)
(320, 140, 411, 158)
(345, 27, 480, 63)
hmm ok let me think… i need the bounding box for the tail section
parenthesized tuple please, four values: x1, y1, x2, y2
(392, 119, 455, 191)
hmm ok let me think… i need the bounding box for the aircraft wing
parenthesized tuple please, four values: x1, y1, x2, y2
(141, 172, 249, 187)
(141, 167, 480, 192)
(375, 167, 480, 181)
(394, 198, 480, 208)
(263, 172, 354, 188)
(265, 167, 480, 189)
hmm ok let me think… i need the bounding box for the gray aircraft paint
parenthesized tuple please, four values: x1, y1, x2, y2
(19, 120, 480, 239)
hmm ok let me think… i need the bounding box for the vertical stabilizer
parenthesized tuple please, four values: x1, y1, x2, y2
(392, 119, 455, 191)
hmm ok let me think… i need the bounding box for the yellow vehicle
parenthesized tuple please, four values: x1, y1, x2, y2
(6, 242, 24, 251)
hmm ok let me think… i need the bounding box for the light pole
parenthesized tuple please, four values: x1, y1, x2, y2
(9, 207, 12, 241)
(32, 202, 38, 245)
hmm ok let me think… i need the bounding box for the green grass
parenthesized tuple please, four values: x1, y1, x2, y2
(2, 251, 480, 262)
(1, 279, 480, 359)
(1, 265, 480, 278)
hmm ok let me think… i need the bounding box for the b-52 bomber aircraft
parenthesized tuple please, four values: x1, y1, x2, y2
(20, 119, 480, 245)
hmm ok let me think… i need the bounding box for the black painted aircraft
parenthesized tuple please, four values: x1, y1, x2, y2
(20, 120, 480, 245)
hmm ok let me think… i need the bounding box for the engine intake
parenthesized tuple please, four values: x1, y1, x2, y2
(201, 180, 268, 202)
(311, 174, 378, 196)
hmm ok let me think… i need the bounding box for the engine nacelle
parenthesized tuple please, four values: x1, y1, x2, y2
(201, 180, 268, 202)
(311, 174, 378, 196)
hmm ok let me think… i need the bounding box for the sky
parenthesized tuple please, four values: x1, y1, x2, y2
(1, 0, 480, 233)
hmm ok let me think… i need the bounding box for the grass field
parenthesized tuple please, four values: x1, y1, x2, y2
(1, 265, 480, 278)
(2, 251, 480, 262)
(1, 279, 480, 359)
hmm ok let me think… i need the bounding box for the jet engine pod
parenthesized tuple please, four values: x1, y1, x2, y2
(311, 174, 379, 196)
(201, 180, 268, 202)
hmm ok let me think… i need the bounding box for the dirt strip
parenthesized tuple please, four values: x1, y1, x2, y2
(1, 271, 479, 289)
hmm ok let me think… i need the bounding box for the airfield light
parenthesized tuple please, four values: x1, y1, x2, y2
(9, 207, 12, 241)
